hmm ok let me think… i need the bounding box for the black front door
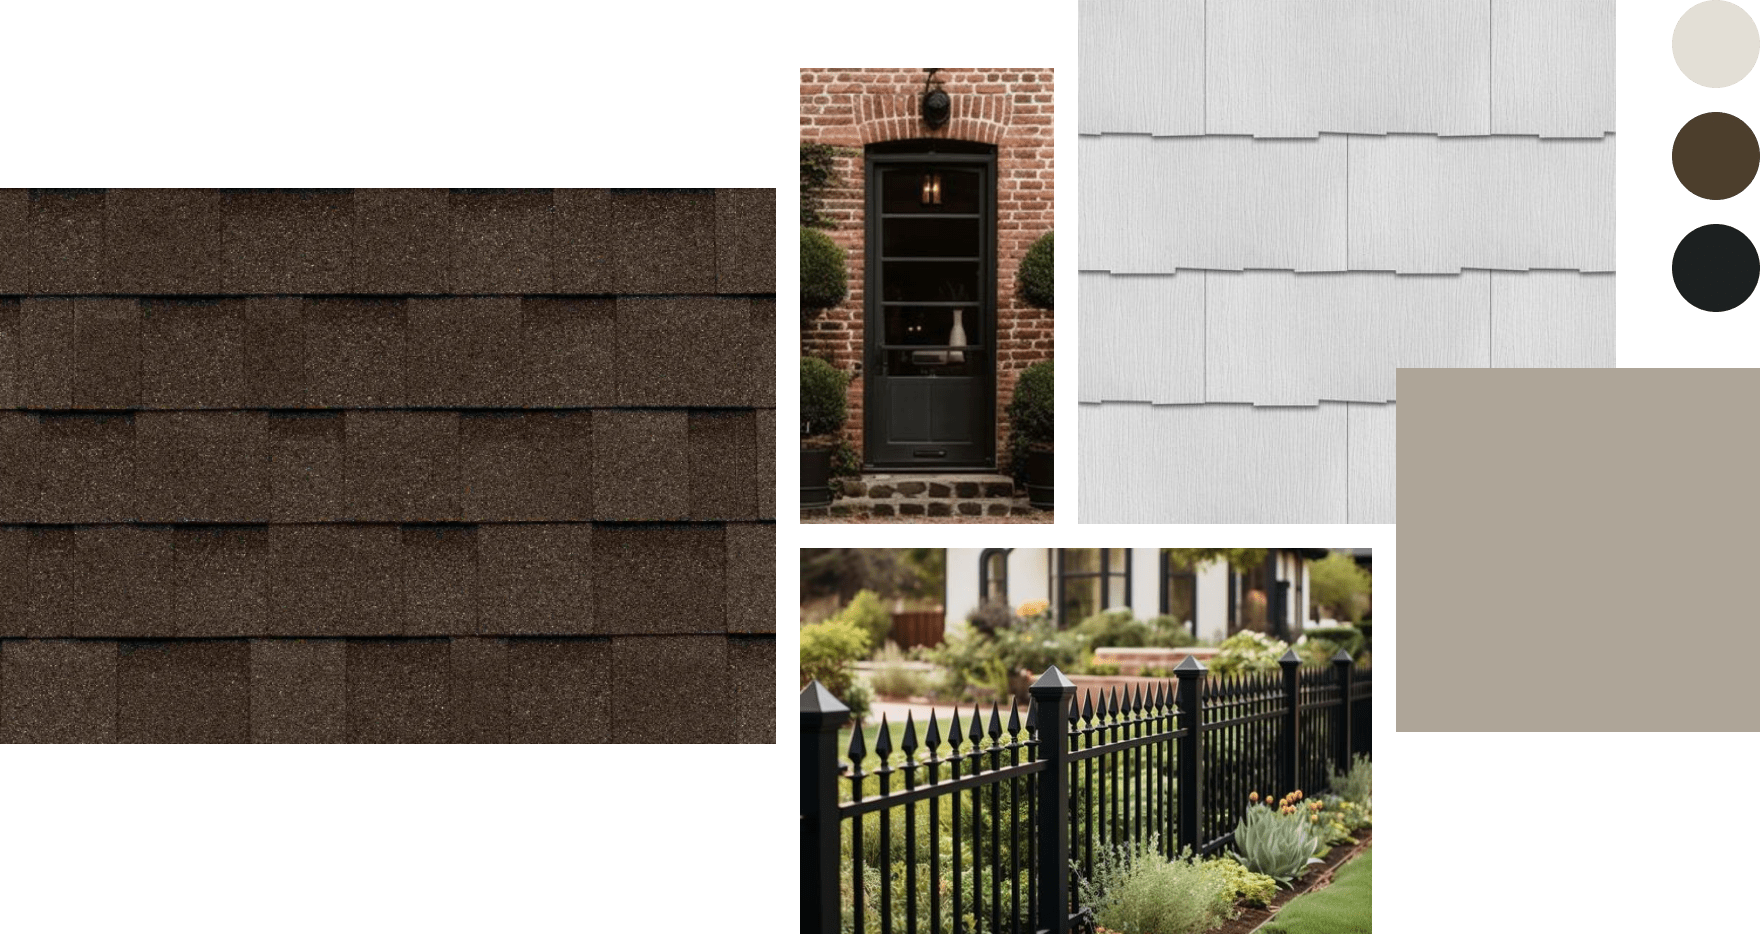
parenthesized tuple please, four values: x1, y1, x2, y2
(864, 145, 996, 469)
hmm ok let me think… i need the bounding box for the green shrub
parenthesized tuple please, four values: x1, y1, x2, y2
(1017, 230, 1055, 310)
(1209, 630, 1290, 678)
(1006, 360, 1054, 483)
(1328, 754, 1372, 812)
(1309, 552, 1371, 622)
(801, 227, 848, 314)
(1075, 608, 1150, 648)
(965, 599, 1018, 636)
(1079, 838, 1236, 934)
(867, 643, 929, 699)
(1206, 857, 1280, 908)
(831, 438, 861, 477)
(801, 356, 850, 440)
(831, 589, 891, 650)
(1232, 799, 1324, 887)
(800, 618, 872, 720)
(800, 142, 843, 229)
(934, 613, 1087, 703)
(1302, 625, 1364, 659)
(1144, 615, 1201, 648)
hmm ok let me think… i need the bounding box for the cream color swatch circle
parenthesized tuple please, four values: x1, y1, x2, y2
(1675, 1, 1760, 88)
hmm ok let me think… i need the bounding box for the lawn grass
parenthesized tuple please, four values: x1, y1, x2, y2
(1260, 847, 1371, 934)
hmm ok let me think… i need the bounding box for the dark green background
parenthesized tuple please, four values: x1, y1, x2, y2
(1619, 0, 1760, 360)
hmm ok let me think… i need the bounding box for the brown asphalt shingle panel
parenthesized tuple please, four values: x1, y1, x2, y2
(0, 190, 27, 293)
(450, 636, 508, 742)
(105, 189, 224, 294)
(460, 411, 591, 521)
(592, 410, 688, 521)
(353, 188, 451, 294)
(689, 410, 758, 520)
(269, 525, 403, 637)
(34, 525, 175, 639)
(0, 638, 117, 743)
(222, 189, 354, 294)
(726, 635, 776, 743)
(715, 188, 777, 294)
(0, 527, 29, 637)
(507, 637, 610, 743)
(756, 409, 776, 520)
(346, 411, 460, 521)
(552, 189, 614, 293)
(0, 414, 29, 523)
(595, 525, 725, 635)
(749, 298, 777, 407)
(34, 413, 134, 523)
(71, 298, 139, 409)
(724, 523, 776, 635)
(136, 411, 270, 522)
(245, 297, 306, 408)
(476, 524, 592, 636)
(141, 298, 250, 409)
(347, 638, 451, 743)
(29, 189, 105, 294)
(0, 298, 17, 407)
(174, 526, 270, 637)
(250, 638, 345, 742)
(116, 640, 250, 743)
(304, 297, 406, 407)
(611, 635, 725, 743)
(520, 297, 617, 406)
(17, 298, 72, 408)
(613, 190, 716, 294)
(449, 189, 553, 294)
(616, 297, 760, 407)
(402, 526, 477, 637)
(268, 412, 347, 522)
(405, 297, 524, 407)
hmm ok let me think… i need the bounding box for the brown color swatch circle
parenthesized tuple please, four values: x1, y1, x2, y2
(1674, 112, 1760, 199)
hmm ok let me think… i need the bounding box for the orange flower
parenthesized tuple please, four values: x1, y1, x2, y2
(1249, 791, 1260, 802)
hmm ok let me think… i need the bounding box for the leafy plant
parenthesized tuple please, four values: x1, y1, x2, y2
(1300, 625, 1364, 661)
(934, 612, 1087, 702)
(966, 599, 1018, 637)
(1144, 615, 1201, 648)
(801, 618, 872, 720)
(1006, 360, 1054, 484)
(800, 142, 844, 229)
(801, 356, 850, 440)
(1328, 754, 1372, 812)
(1206, 856, 1280, 908)
(1079, 838, 1236, 934)
(831, 589, 892, 650)
(1209, 630, 1291, 678)
(1309, 552, 1371, 623)
(801, 227, 849, 316)
(1017, 230, 1054, 310)
(867, 642, 930, 699)
(1232, 793, 1324, 887)
(1075, 608, 1150, 647)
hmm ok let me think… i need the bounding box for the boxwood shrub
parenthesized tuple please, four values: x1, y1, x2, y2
(1018, 230, 1054, 310)
(1006, 360, 1054, 482)
(801, 228, 848, 317)
(800, 355, 850, 440)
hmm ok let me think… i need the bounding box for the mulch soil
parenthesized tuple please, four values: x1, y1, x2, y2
(1210, 830, 1372, 934)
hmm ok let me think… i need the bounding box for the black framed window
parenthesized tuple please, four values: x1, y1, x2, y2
(1054, 548, 1130, 626)
(1159, 550, 1198, 637)
(978, 548, 1011, 607)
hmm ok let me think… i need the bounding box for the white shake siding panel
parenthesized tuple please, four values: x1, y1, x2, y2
(1078, 271, 1205, 404)
(1078, 0, 1205, 136)
(1489, 270, 1615, 367)
(1079, 134, 1348, 273)
(1078, 402, 1349, 523)
(1205, 0, 1491, 138)
(1491, 0, 1616, 137)
(1348, 133, 1616, 273)
(1347, 402, 1396, 524)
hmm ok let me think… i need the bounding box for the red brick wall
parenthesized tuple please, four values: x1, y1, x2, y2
(799, 68, 1055, 471)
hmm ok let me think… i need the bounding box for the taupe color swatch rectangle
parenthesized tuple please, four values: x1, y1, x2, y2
(1400, 369, 1760, 730)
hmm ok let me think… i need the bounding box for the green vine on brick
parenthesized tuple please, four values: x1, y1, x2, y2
(800, 142, 846, 229)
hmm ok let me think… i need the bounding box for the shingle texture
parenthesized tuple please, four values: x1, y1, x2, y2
(1, 188, 775, 743)
(1079, 1, 1615, 523)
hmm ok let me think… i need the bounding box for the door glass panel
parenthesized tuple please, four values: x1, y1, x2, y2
(883, 305, 980, 346)
(882, 217, 981, 258)
(882, 348, 982, 377)
(881, 168, 982, 215)
(881, 259, 980, 303)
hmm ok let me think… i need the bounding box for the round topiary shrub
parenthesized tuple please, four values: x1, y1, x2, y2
(1018, 230, 1054, 310)
(800, 356, 850, 441)
(1007, 360, 1054, 481)
(801, 228, 848, 316)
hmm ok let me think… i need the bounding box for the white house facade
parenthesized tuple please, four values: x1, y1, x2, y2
(945, 548, 1327, 643)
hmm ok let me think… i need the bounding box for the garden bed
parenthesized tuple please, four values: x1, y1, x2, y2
(1211, 830, 1371, 934)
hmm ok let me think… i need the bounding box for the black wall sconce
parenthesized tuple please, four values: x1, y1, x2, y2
(921, 68, 950, 129)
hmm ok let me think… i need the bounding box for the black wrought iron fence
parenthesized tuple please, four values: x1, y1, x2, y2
(801, 651, 1371, 934)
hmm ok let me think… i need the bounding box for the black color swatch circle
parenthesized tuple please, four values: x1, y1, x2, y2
(1674, 224, 1760, 311)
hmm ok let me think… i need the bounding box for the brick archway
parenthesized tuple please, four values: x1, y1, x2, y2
(856, 91, 1012, 146)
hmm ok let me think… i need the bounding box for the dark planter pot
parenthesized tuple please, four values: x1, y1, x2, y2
(801, 447, 833, 507)
(1026, 448, 1054, 510)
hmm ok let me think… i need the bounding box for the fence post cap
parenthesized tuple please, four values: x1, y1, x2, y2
(1173, 654, 1207, 675)
(1279, 648, 1302, 667)
(1028, 665, 1077, 696)
(800, 680, 852, 727)
(1331, 648, 1354, 665)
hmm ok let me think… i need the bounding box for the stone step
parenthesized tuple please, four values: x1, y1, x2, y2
(836, 473, 1017, 501)
(804, 497, 1042, 519)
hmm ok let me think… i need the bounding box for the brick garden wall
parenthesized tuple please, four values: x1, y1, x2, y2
(799, 68, 1055, 471)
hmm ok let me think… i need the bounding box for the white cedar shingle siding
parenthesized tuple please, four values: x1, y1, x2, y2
(1078, 0, 1204, 136)
(1079, 0, 1614, 523)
